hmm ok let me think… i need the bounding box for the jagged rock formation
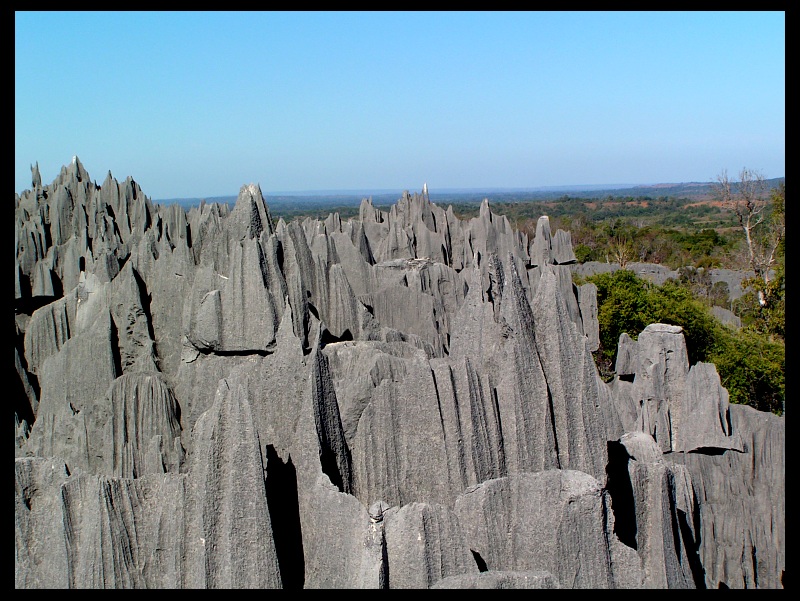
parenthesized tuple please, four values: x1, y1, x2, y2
(15, 160, 784, 589)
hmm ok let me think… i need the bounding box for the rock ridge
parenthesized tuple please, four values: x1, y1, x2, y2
(15, 161, 783, 589)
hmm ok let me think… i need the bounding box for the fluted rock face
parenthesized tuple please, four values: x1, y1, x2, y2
(604, 326, 784, 589)
(382, 501, 478, 589)
(610, 324, 743, 454)
(14, 160, 783, 589)
(453, 470, 641, 589)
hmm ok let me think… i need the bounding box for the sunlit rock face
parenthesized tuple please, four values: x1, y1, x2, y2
(15, 161, 784, 589)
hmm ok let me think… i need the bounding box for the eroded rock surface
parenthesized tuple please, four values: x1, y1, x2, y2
(15, 160, 783, 589)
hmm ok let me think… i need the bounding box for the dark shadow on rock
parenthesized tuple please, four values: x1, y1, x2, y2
(109, 315, 124, 378)
(319, 328, 353, 347)
(265, 444, 305, 589)
(605, 440, 637, 549)
(677, 508, 706, 589)
(471, 549, 489, 572)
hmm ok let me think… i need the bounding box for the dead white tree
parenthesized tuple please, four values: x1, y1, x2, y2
(610, 234, 634, 268)
(715, 168, 784, 307)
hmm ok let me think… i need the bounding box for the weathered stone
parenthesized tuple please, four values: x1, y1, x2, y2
(14, 160, 784, 589)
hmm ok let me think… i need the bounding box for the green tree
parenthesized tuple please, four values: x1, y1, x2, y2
(591, 269, 650, 369)
(642, 280, 718, 365)
(709, 327, 785, 415)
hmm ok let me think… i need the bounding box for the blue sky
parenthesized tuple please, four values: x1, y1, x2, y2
(15, 11, 785, 200)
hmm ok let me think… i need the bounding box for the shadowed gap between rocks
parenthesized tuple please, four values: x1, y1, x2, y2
(14, 369, 36, 430)
(471, 549, 489, 572)
(687, 447, 733, 456)
(319, 328, 353, 346)
(546, 384, 561, 469)
(319, 447, 345, 493)
(677, 508, 706, 588)
(109, 316, 124, 378)
(194, 347, 273, 358)
(131, 267, 157, 350)
(15, 292, 60, 316)
(51, 272, 65, 299)
(605, 440, 637, 549)
(265, 444, 305, 589)
(311, 348, 353, 495)
(15, 329, 39, 427)
(666, 470, 706, 589)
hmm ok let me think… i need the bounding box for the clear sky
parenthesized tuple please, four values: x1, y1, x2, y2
(15, 11, 785, 200)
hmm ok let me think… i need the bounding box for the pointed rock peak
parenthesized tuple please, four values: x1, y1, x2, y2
(236, 183, 268, 208)
(68, 155, 88, 182)
(233, 182, 273, 239)
(530, 216, 554, 267)
(324, 211, 341, 233)
(479, 198, 491, 220)
(533, 262, 558, 297)
(536, 215, 552, 237)
(30, 162, 42, 188)
(246, 182, 262, 199)
(551, 229, 577, 265)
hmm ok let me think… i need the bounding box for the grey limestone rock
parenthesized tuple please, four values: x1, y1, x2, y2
(627, 262, 680, 286)
(14, 160, 784, 589)
(454, 470, 642, 588)
(552, 228, 577, 264)
(710, 304, 742, 328)
(611, 323, 743, 454)
(709, 267, 756, 302)
(577, 281, 600, 351)
(529, 215, 553, 268)
(383, 501, 478, 588)
(666, 404, 784, 589)
(185, 375, 283, 588)
(431, 571, 560, 589)
(615, 432, 699, 589)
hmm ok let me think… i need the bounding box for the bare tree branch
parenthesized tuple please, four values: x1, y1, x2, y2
(715, 168, 783, 308)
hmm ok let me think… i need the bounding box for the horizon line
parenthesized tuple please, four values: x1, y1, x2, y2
(151, 179, 779, 203)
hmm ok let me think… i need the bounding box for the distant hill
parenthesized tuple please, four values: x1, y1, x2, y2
(154, 177, 784, 212)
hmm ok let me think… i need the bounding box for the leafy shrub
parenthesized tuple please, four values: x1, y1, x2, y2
(709, 327, 785, 415)
(591, 270, 649, 363)
(573, 243, 594, 263)
(590, 270, 716, 365)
